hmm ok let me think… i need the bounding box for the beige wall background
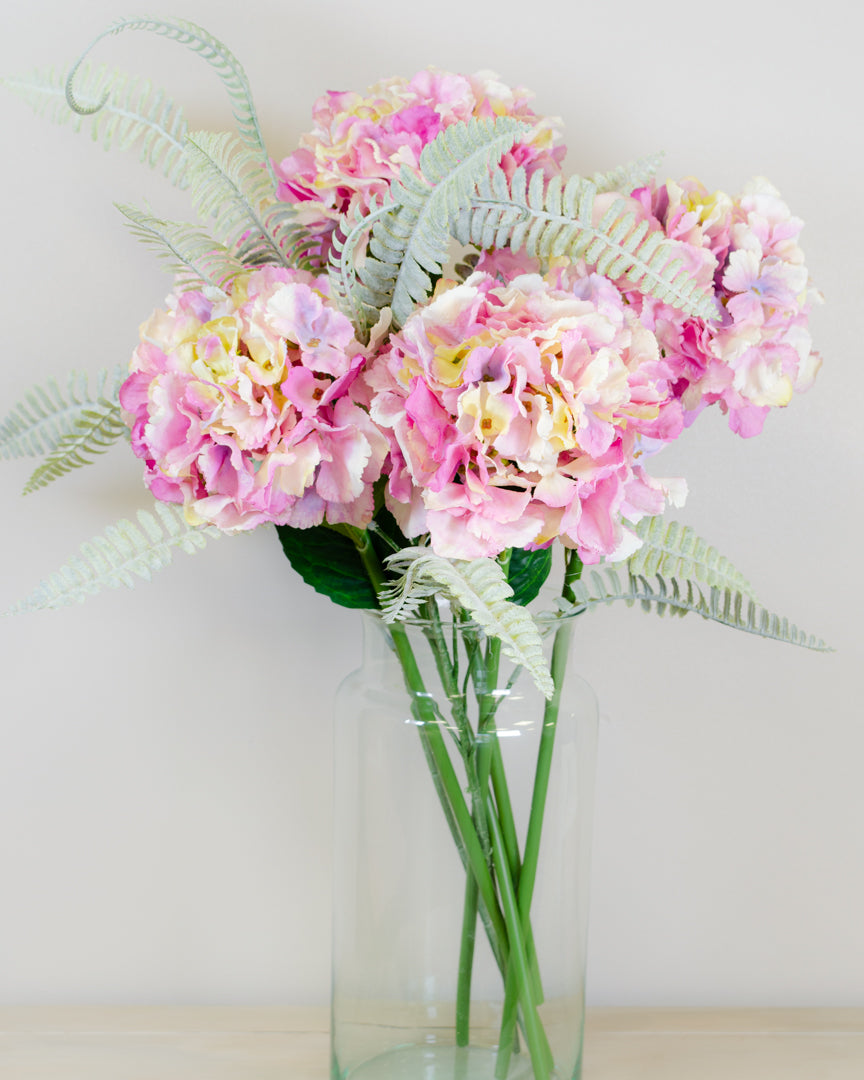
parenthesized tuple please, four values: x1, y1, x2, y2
(0, 0, 861, 1007)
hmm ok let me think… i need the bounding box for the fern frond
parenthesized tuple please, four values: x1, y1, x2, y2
(183, 130, 303, 267)
(3, 63, 188, 186)
(628, 517, 758, 597)
(117, 203, 245, 291)
(453, 168, 718, 321)
(0, 367, 125, 461)
(559, 568, 831, 652)
(360, 117, 530, 326)
(64, 14, 276, 186)
(23, 399, 128, 495)
(381, 549, 555, 698)
(327, 197, 397, 338)
(4, 502, 222, 615)
(590, 152, 665, 194)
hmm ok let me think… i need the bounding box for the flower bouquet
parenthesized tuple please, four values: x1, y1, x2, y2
(2, 16, 829, 1080)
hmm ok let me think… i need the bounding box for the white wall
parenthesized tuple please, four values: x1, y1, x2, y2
(0, 0, 861, 1007)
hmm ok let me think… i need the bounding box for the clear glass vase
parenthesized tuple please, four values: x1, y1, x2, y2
(331, 605, 598, 1080)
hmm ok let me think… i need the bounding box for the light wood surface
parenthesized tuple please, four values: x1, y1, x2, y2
(1, 1007, 863, 1079)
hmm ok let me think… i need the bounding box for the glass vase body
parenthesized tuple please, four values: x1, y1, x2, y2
(331, 609, 598, 1080)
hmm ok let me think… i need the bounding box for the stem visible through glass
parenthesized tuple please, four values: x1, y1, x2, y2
(351, 529, 582, 1078)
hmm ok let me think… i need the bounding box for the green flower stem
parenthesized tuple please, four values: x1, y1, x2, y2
(389, 623, 511, 969)
(465, 624, 549, 1064)
(474, 629, 549, 1017)
(454, 631, 501, 1046)
(495, 551, 584, 1077)
(490, 739, 521, 881)
(456, 870, 479, 1046)
(352, 527, 565, 1073)
(487, 791, 554, 1080)
(420, 606, 492, 1047)
(350, 528, 512, 972)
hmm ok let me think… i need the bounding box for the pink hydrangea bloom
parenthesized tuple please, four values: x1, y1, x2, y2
(628, 177, 822, 436)
(119, 268, 388, 532)
(274, 68, 565, 258)
(365, 270, 686, 562)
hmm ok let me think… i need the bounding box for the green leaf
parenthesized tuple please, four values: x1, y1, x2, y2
(274, 523, 378, 609)
(507, 547, 552, 606)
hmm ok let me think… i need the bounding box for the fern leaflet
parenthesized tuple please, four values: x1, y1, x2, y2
(381, 549, 555, 698)
(4, 502, 222, 614)
(452, 168, 718, 320)
(3, 63, 188, 186)
(0, 368, 125, 461)
(64, 14, 277, 186)
(628, 516, 758, 597)
(558, 567, 831, 651)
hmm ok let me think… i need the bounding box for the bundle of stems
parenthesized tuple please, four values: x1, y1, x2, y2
(358, 535, 584, 1079)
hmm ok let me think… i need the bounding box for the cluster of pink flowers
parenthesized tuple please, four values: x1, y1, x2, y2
(274, 68, 564, 259)
(626, 177, 822, 437)
(120, 267, 387, 532)
(367, 270, 686, 561)
(121, 68, 821, 564)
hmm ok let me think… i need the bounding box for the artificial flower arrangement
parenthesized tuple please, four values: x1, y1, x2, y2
(2, 15, 829, 1080)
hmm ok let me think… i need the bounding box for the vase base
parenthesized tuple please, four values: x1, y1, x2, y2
(338, 1043, 558, 1080)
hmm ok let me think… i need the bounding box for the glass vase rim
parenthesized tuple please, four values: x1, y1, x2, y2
(358, 602, 584, 635)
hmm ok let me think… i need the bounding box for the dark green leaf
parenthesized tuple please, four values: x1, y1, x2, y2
(274, 523, 378, 609)
(507, 546, 552, 606)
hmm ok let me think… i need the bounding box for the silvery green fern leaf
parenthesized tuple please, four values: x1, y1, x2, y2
(590, 152, 665, 194)
(4, 502, 222, 615)
(2, 63, 188, 186)
(0, 367, 125, 461)
(64, 14, 276, 186)
(328, 196, 397, 338)
(561, 567, 831, 651)
(183, 131, 303, 267)
(360, 117, 530, 326)
(22, 398, 129, 495)
(628, 516, 758, 598)
(117, 203, 245, 291)
(381, 549, 555, 698)
(453, 168, 717, 321)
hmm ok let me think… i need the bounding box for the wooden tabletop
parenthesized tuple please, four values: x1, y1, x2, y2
(1, 1006, 863, 1078)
